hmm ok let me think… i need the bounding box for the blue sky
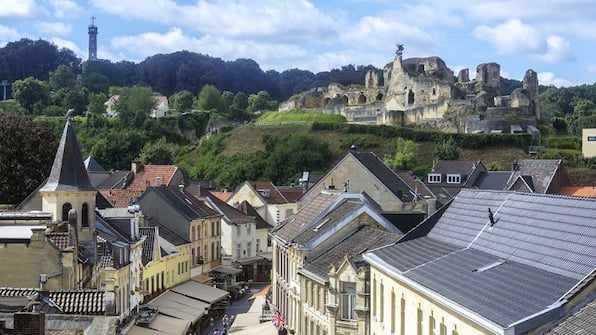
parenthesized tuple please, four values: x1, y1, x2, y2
(1, 0, 595, 87)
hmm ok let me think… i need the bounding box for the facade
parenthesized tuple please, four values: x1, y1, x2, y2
(138, 186, 222, 276)
(364, 189, 596, 335)
(271, 192, 403, 335)
(583, 128, 596, 158)
(227, 181, 301, 227)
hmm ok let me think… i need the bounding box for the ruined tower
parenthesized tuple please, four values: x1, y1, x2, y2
(88, 16, 97, 60)
(523, 69, 541, 119)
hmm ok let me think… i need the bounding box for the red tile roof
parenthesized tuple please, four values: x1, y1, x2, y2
(46, 232, 69, 250)
(247, 181, 288, 204)
(127, 165, 179, 191)
(100, 189, 143, 208)
(211, 191, 233, 202)
(278, 186, 304, 203)
(559, 186, 596, 197)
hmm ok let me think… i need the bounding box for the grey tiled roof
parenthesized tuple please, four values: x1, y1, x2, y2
(40, 119, 96, 192)
(200, 189, 253, 225)
(473, 171, 511, 190)
(272, 191, 338, 243)
(0, 288, 105, 315)
(368, 189, 596, 329)
(505, 159, 565, 193)
(352, 152, 415, 201)
(148, 186, 220, 220)
(237, 200, 271, 230)
(301, 226, 400, 281)
(543, 296, 596, 335)
(84, 156, 105, 172)
(139, 226, 157, 266)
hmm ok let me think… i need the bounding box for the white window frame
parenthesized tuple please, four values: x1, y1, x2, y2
(428, 173, 442, 183)
(446, 174, 461, 184)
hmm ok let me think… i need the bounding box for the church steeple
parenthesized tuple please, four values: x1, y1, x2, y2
(40, 117, 95, 192)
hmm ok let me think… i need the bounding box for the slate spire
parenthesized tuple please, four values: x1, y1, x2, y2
(40, 118, 96, 192)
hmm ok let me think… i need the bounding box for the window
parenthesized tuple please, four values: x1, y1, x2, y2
(236, 243, 241, 258)
(81, 203, 89, 227)
(341, 282, 356, 320)
(401, 296, 406, 335)
(588, 136, 596, 141)
(256, 239, 260, 253)
(428, 173, 441, 183)
(211, 221, 216, 237)
(379, 282, 384, 322)
(391, 290, 396, 333)
(440, 318, 447, 335)
(446, 174, 461, 184)
(417, 305, 423, 335)
(237, 225, 241, 236)
(204, 245, 208, 261)
(429, 311, 436, 335)
(247, 223, 251, 235)
(285, 208, 294, 218)
(372, 277, 377, 317)
(247, 241, 252, 257)
(62, 203, 72, 222)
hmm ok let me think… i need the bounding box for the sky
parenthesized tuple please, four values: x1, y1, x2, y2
(1, 0, 595, 87)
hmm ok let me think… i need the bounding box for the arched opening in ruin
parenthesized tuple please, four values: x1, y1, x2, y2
(358, 94, 366, 104)
(368, 76, 375, 88)
(418, 64, 425, 73)
(408, 90, 415, 105)
(323, 97, 330, 107)
(376, 92, 384, 101)
(342, 95, 349, 105)
(432, 88, 436, 96)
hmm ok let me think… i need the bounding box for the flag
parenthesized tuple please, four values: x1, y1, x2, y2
(267, 300, 285, 330)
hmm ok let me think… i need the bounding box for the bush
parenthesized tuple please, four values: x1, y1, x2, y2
(543, 136, 581, 150)
(433, 137, 461, 160)
(339, 134, 380, 149)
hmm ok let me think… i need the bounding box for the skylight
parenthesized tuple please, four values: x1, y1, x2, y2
(473, 259, 506, 273)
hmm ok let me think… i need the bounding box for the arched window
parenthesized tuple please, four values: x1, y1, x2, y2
(341, 95, 349, 105)
(408, 90, 415, 105)
(62, 203, 72, 222)
(376, 92, 384, 101)
(81, 203, 89, 227)
(358, 94, 366, 104)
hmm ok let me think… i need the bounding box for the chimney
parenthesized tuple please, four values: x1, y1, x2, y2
(512, 160, 519, 171)
(131, 161, 143, 175)
(178, 184, 184, 193)
(156, 176, 162, 187)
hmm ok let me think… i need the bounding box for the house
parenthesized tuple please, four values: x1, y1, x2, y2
(505, 159, 571, 194)
(138, 224, 192, 301)
(104, 95, 170, 118)
(227, 181, 302, 227)
(298, 148, 436, 215)
(298, 226, 400, 335)
(364, 189, 596, 335)
(0, 118, 99, 290)
(237, 200, 274, 281)
(425, 160, 487, 205)
(137, 186, 222, 278)
(582, 128, 596, 159)
(270, 192, 404, 335)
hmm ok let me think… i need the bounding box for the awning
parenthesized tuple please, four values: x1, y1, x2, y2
(150, 291, 209, 321)
(210, 265, 241, 275)
(235, 256, 264, 266)
(170, 280, 229, 304)
(127, 315, 189, 335)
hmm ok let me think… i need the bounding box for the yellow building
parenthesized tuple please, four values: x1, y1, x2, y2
(582, 128, 596, 158)
(364, 189, 596, 335)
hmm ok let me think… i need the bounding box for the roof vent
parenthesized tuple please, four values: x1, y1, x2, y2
(473, 259, 506, 273)
(350, 144, 358, 151)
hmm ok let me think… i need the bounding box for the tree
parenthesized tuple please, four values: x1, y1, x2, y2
(384, 137, 418, 170)
(137, 138, 173, 165)
(63, 87, 90, 115)
(196, 84, 226, 114)
(0, 112, 58, 204)
(49, 64, 76, 91)
(90, 129, 145, 170)
(82, 72, 109, 94)
(111, 87, 156, 128)
(433, 137, 461, 160)
(247, 90, 277, 114)
(12, 77, 50, 114)
(171, 90, 194, 113)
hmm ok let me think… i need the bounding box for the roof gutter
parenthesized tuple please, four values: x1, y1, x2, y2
(363, 252, 505, 335)
(505, 300, 565, 335)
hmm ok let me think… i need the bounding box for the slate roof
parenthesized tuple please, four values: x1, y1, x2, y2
(237, 200, 271, 230)
(84, 156, 105, 172)
(367, 189, 596, 330)
(542, 296, 596, 335)
(0, 288, 105, 315)
(151, 219, 190, 246)
(147, 186, 220, 220)
(473, 171, 512, 190)
(272, 191, 339, 243)
(396, 171, 435, 199)
(246, 181, 290, 204)
(351, 152, 416, 202)
(139, 226, 157, 266)
(300, 226, 400, 282)
(505, 159, 566, 193)
(89, 170, 130, 189)
(200, 189, 253, 225)
(40, 119, 96, 192)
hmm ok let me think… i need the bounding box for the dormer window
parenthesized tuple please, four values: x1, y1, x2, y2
(257, 189, 270, 197)
(446, 174, 461, 184)
(428, 173, 441, 184)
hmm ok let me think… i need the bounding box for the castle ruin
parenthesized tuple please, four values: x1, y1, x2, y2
(279, 51, 541, 134)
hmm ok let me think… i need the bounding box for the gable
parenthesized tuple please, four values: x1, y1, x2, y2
(228, 183, 266, 208)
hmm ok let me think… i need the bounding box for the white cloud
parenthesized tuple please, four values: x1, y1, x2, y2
(50, 37, 85, 57)
(36, 21, 71, 36)
(0, 25, 23, 46)
(49, 0, 83, 19)
(473, 19, 574, 63)
(0, 0, 37, 18)
(537, 72, 572, 87)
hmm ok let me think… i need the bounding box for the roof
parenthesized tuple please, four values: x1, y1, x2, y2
(0, 288, 105, 315)
(84, 156, 105, 172)
(89, 170, 130, 189)
(542, 296, 596, 335)
(278, 186, 304, 203)
(127, 165, 179, 191)
(200, 189, 253, 225)
(473, 171, 512, 190)
(396, 171, 435, 199)
(272, 191, 339, 243)
(300, 226, 400, 282)
(145, 186, 220, 221)
(40, 119, 96, 192)
(246, 181, 289, 204)
(99, 189, 142, 208)
(351, 151, 416, 201)
(47, 232, 70, 250)
(139, 226, 157, 265)
(147, 217, 190, 247)
(559, 186, 596, 198)
(506, 159, 566, 193)
(366, 189, 596, 329)
(237, 200, 272, 230)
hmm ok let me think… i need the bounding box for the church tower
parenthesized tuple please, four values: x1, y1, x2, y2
(88, 16, 98, 60)
(39, 116, 97, 243)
